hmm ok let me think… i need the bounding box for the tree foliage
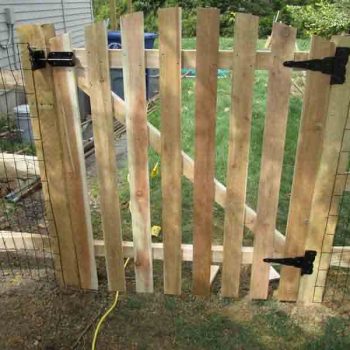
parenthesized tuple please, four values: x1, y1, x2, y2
(92, 0, 350, 37)
(286, 1, 350, 37)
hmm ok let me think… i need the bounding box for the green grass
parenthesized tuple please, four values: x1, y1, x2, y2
(114, 38, 310, 244)
(89, 291, 350, 349)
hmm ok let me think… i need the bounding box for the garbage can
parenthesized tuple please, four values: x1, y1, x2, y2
(108, 31, 158, 100)
(13, 104, 33, 143)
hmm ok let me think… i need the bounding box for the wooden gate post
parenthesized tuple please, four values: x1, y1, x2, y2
(278, 36, 334, 301)
(16, 24, 63, 285)
(298, 36, 350, 303)
(17, 24, 98, 289)
(49, 33, 98, 290)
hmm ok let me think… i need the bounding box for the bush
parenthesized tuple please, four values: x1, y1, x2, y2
(286, 1, 350, 37)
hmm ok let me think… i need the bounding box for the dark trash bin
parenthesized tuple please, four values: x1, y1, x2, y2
(108, 31, 158, 100)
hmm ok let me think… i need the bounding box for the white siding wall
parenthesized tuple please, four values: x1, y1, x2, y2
(0, 0, 93, 68)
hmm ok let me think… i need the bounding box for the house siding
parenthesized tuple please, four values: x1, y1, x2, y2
(0, 0, 93, 68)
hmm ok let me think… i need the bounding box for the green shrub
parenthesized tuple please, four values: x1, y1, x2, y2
(286, 1, 350, 37)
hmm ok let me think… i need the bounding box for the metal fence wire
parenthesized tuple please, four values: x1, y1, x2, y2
(321, 117, 350, 305)
(0, 42, 60, 282)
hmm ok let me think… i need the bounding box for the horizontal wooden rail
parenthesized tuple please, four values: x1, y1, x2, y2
(74, 48, 308, 71)
(1, 231, 348, 267)
(76, 69, 287, 254)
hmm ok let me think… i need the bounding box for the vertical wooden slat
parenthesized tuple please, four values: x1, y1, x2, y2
(85, 22, 126, 292)
(50, 33, 98, 290)
(278, 36, 334, 301)
(250, 23, 296, 300)
(121, 12, 153, 293)
(17, 24, 79, 287)
(298, 36, 350, 303)
(192, 7, 220, 296)
(159, 7, 182, 295)
(16, 24, 63, 285)
(109, 0, 117, 30)
(221, 13, 259, 298)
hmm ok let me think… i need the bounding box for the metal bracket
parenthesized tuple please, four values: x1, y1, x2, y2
(29, 46, 75, 71)
(263, 250, 317, 275)
(283, 47, 350, 85)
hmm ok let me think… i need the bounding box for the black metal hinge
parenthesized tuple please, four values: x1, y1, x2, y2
(263, 250, 317, 275)
(283, 47, 350, 85)
(29, 46, 75, 71)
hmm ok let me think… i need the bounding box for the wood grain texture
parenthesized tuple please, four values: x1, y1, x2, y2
(221, 13, 259, 298)
(77, 69, 287, 253)
(278, 36, 334, 301)
(250, 23, 296, 300)
(121, 12, 153, 293)
(74, 48, 309, 71)
(50, 33, 98, 290)
(17, 24, 79, 287)
(298, 36, 350, 303)
(85, 22, 126, 292)
(159, 7, 182, 295)
(192, 8, 220, 296)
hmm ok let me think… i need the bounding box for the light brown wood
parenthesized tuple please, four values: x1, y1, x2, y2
(0, 69, 24, 89)
(0, 153, 39, 179)
(221, 13, 259, 298)
(210, 265, 220, 285)
(17, 24, 80, 287)
(159, 7, 182, 295)
(250, 23, 296, 300)
(50, 33, 98, 290)
(76, 70, 287, 253)
(298, 36, 350, 303)
(192, 7, 220, 296)
(3, 231, 348, 268)
(109, 0, 117, 30)
(121, 12, 153, 293)
(85, 22, 126, 292)
(278, 36, 334, 301)
(74, 48, 308, 71)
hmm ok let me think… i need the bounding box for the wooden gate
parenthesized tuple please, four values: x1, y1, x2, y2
(15, 8, 350, 302)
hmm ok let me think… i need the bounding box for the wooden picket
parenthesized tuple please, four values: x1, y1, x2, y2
(250, 23, 296, 300)
(278, 36, 334, 301)
(14, 8, 350, 304)
(222, 13, 259, 298)
(85, 22, 125, 292)
(192, 7, 220, 296)
(121, 12, 154, 293)
(159, 7, 183, 295)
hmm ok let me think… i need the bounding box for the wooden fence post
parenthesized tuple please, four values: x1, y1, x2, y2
(250, 23, 296, 300)
(17, 24, 80, 288)
(16, 24, 63, 285)
(298, 36, 350, 303)
(121, 12, 154, 293)
(49, 33, 98, 290)
(221, 13, 259, 298)
(85, 22, 126, 292)
(159, 7, 183, 295)
(192, 7, 220, 296)
(278, 36, 334, 301)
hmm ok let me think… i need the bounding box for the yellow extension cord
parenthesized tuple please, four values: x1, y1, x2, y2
(91, 258, 130, 350)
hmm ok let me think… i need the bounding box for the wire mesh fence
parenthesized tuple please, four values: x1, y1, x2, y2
(0, 42, 59, 282)
(318, 113, 350, 305)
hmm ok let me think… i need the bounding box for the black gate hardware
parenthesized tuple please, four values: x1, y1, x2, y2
(263, 250, 317, 275)
(283, 47, 350, 85)
(29, 46, 75, 70)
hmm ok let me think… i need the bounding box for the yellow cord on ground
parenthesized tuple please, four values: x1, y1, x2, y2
(92, 258, 130, 350)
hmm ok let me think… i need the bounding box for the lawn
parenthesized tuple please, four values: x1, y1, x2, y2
(113, 38, 311, 245)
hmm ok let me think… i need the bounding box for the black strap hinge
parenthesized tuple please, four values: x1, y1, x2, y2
(29, 46, 75, 70)
(263, 250, 317, 275)
(283, 47, 350, 85)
